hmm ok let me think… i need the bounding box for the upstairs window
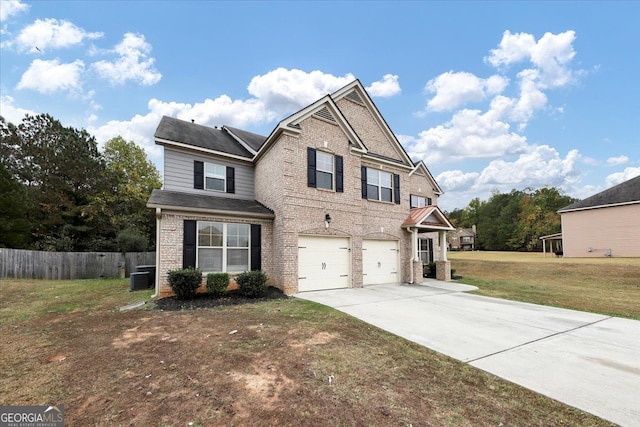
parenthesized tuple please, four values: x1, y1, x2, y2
(205, 163, 226, 191)
(316, 151, 334, 190)
(194, 160, 235, 194)
(367, 169, 393, 202)
(361, 166, 400, 204)
(410, 195, 433, 208)
(307, 147, 343, 192)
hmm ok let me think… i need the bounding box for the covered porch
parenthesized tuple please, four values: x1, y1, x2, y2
(402, 206, 455, 283)
(539, 232, 563, 257)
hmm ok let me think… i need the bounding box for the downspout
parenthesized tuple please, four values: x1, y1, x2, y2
(152, 208, 161, 298)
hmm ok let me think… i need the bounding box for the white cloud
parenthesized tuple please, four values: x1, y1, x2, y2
(92, 33, 161, 85)
(605, 167, 640, 187)
(246, 67, 355, 112)
(0, 95, 37, 123)
(485, 30, 536, 68)
(437, 146, 583, 210)
(14, 18, 102, 53)
(425, 71, 508, 112)
(435, 170, 480, 191)
(405, 107, 528, 164)
(606, 155, 629, 166)
(16, 58, 84, 93)
(0, 0, 29, 22)
(366, 74, 401, 97)
(476, 146, 581, 187)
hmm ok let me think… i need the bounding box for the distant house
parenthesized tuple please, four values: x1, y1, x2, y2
(448, 227, 476, 251)
(557, 175, 640, 257)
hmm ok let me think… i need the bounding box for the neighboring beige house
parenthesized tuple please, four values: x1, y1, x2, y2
(147, 80, 454, 297)
(557, 174, 640, 258)
(448, 227, 476, 251)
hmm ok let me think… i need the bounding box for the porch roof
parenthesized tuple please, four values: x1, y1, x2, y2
(402, 206, 455, 232)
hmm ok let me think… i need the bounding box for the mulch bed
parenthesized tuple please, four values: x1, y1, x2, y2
(154, 286, 288, 311)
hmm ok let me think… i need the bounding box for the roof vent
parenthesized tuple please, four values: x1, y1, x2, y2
(345, 90, 364, 104)
(314, 107, 336, 122)
(191, 119, 194, 123)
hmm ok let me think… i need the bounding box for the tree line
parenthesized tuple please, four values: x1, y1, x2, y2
(0, 114, 161, 252)
(446, 187, 578, 252)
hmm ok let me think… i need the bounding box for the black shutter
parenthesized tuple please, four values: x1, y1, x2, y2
(226, 166, 235, 194)
(194, 161, 204, 189)
(335, 155, 343, 193)
(428, 238, 434, 264)
(307, 147, 316, 188)
(393, 174, 401, 204)
(250, 224, 261, 271)
(361, 166, 367, 199)
(183, 220, 197, 268)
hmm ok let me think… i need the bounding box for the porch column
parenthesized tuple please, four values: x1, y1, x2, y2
(436, 230, 451, 281)
(411, 228, 423, 284)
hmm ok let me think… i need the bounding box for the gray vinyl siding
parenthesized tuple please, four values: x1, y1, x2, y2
(163, 148, 255, 200)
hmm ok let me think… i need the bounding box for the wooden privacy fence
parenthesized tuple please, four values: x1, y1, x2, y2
(0, 249, 155, 280)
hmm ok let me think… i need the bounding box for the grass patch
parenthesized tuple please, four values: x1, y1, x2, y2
(449, 251, 640, 319)
(0, 278, 613, 426)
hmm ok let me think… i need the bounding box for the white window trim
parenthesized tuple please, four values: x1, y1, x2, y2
(367, 169, 393, 202)
(196, 222, 250, 273)
(205, 162, 226, 192)
(411, 194, 432, 208)
(316, 151, 334, 191)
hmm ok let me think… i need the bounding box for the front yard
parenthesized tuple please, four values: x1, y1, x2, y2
(0, 278, 613, 426)
(449, 251, 640, 320)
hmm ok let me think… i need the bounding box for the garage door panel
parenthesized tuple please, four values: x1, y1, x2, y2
(298, 236, 350, 292)
(362, 240, 399, 285)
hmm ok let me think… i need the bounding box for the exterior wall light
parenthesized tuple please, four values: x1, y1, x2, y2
(325, 213, 331, 228)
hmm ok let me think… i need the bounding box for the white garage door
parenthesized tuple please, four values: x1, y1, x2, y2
(362, 240, 399, 285)
(298, 236, 350, 292)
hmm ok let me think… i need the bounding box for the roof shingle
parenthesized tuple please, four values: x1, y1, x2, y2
(558, 174, 640, 212)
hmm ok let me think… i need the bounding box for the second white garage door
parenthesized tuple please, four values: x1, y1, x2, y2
(298, 236, 350, 292)
(362, 240, 399, 285)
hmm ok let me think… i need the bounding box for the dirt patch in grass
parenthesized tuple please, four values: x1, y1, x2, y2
(1, 279, 614, 426)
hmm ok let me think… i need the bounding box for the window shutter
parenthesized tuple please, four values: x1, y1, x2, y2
(335, 155, 344, 193)
(361, 166, 367, 199)
(226, 166, 235, 194)
(393, 174, 401, 204)
(307, 147, 316, 188)
(250, 224, 261, 271)
(194, 161, 204, 189)
(183, 220, 197, 268)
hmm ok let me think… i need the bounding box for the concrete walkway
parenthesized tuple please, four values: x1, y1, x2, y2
(295, 281, 640, 427)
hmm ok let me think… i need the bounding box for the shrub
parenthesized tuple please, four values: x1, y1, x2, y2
(206, 272, 229, 297)
(167, 267, 202, 300)
(236, 270, 268, 298)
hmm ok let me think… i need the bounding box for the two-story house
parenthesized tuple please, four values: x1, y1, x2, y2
(448, 227, 476, 251)
(147, 80, 454, 297)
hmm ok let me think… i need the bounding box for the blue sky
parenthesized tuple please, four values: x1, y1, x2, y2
(1, 0, 639, 210)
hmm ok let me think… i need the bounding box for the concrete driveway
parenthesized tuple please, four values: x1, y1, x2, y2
(295, 281, 640, 427)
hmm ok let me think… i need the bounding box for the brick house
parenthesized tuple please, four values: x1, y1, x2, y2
(448, 227, 476, 251)
(147, 80, 454, 297)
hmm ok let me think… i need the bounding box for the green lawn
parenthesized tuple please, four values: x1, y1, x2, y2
(449, 251, 640, 319)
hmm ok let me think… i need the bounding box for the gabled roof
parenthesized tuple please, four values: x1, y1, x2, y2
(331, 80, 414, 167)
(402, 206, 455, 231)
(147, 189, 274, 218)
(409, 160, 444, 195)
(155, 116, 256, 160)
(253, 94, 367, 162)
(558, 174, 640, 213)
(224, 125, 267, 153)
